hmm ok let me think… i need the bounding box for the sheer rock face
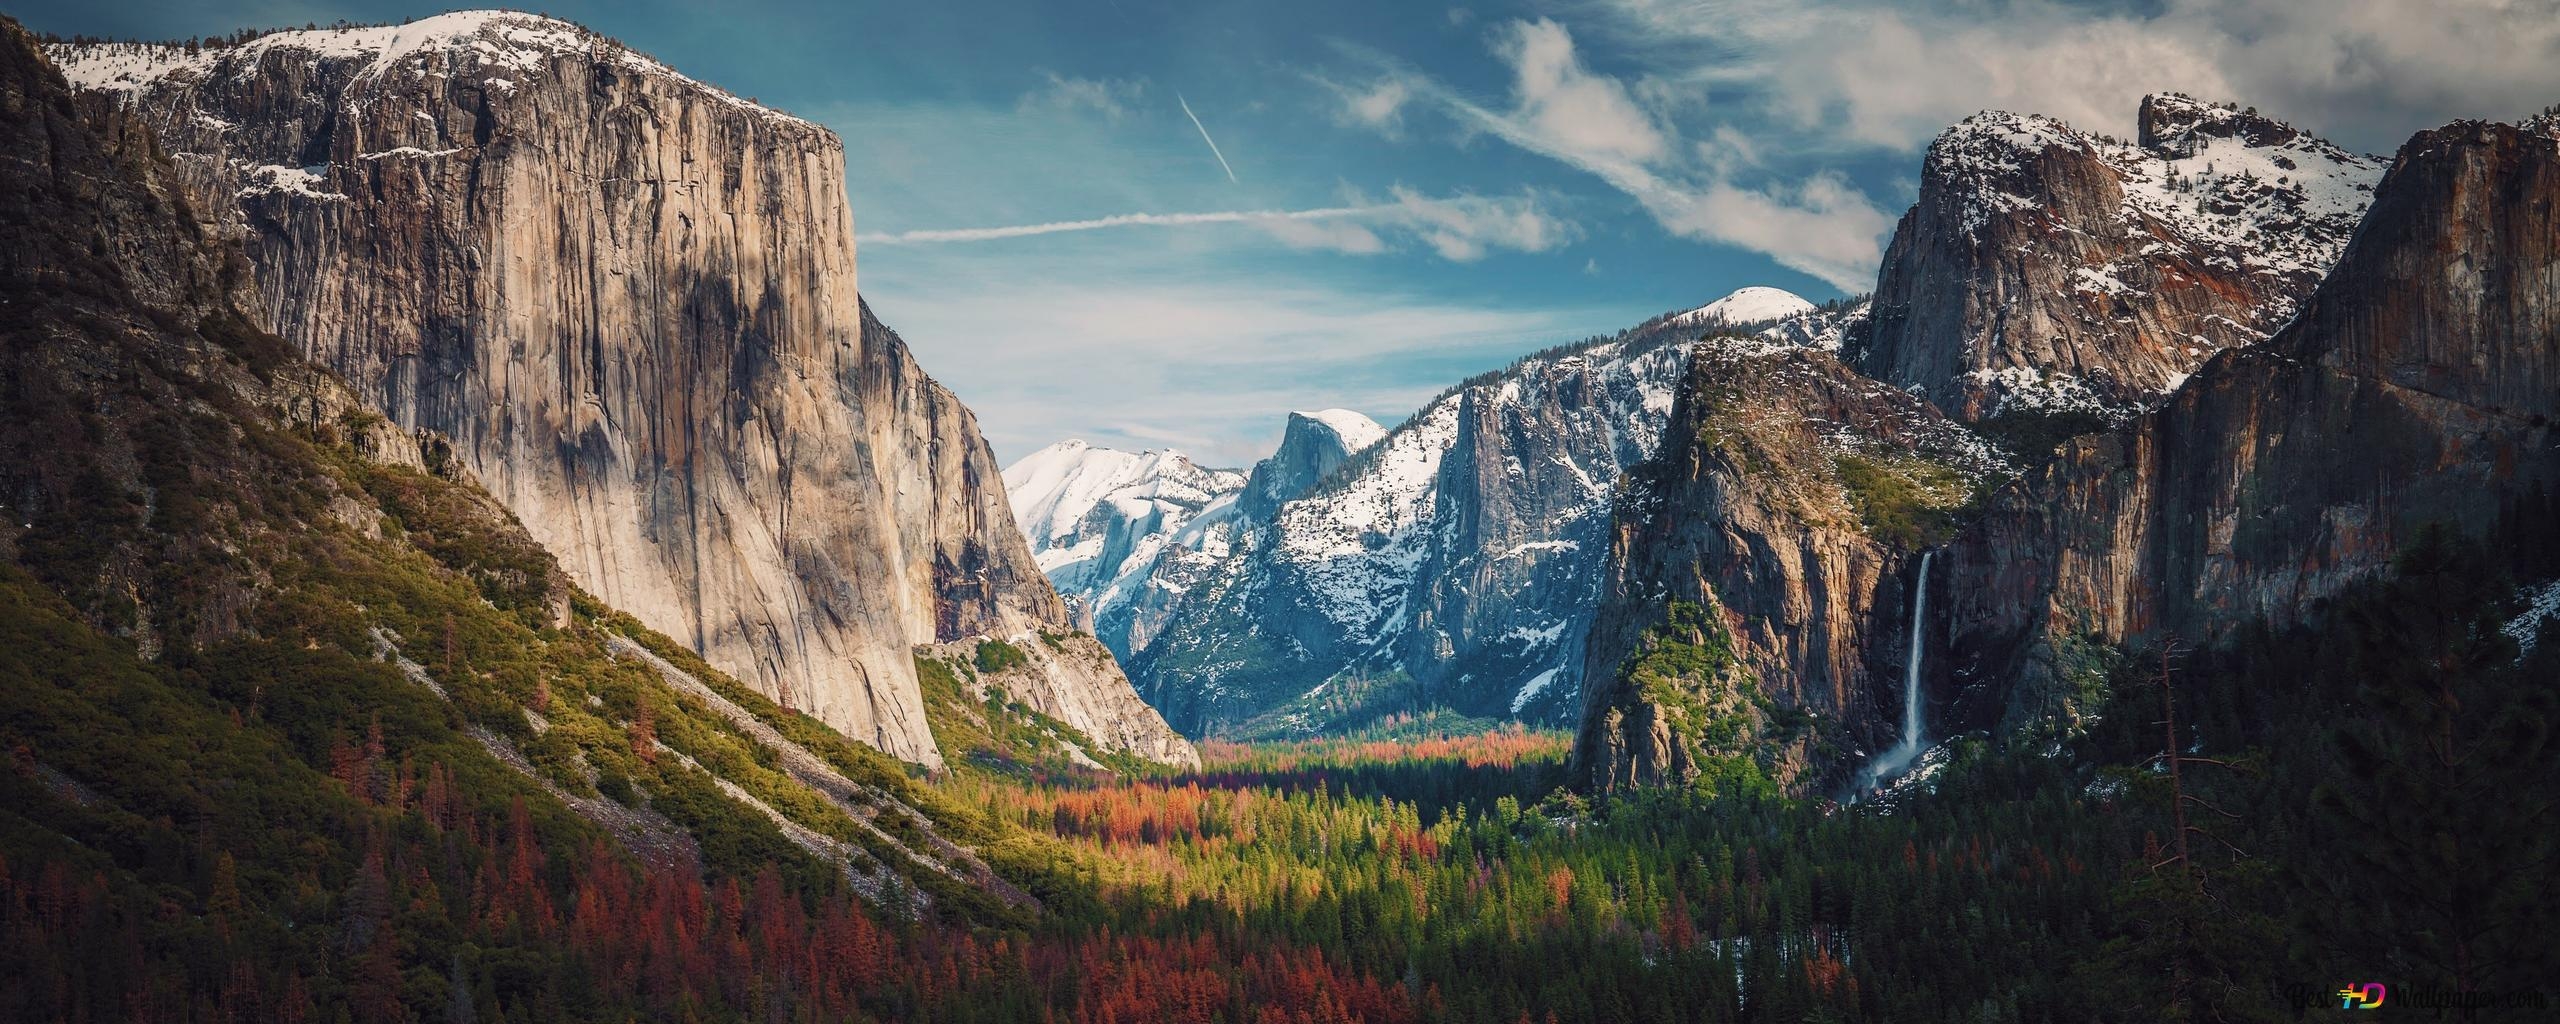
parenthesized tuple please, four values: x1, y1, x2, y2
(0, 13, 553, 659)
(1943, 118, 2560, 732)
(46, 14, 1191, 767)
(1570, 345, 2007, 794)
(1401, 342, 1685, 723)
(1235, 412, 1376, 523)
(1848, 95, 2382, 422)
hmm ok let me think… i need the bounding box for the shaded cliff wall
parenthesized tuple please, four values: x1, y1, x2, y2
(1943, 119, 2560, 732)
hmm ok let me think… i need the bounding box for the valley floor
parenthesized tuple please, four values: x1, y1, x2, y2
(7, 525, 2559, 1023)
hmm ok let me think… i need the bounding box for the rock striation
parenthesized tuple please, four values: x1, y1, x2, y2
(1848, 95, 2382, 423)
(0, 19, 1037, 910)
(916, 632, 1204, 769)
(48, 13, 1189, 768)
(1568, 101, 2560, 794)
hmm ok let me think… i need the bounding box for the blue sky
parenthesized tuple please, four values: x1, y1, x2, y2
(20, 1, 2560, 465)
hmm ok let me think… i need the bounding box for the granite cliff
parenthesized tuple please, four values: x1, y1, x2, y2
(1848, 95, 2382, 425)
(1941, 115, 2560, 734)
(49, 13, 1190, 768)
(1573, 100, 2557, 795)
(0, 15, 1036, 921)
(1571, 343, 2007, 793)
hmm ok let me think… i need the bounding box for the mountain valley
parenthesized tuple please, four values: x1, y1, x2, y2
(5, 6, 2557, 1021)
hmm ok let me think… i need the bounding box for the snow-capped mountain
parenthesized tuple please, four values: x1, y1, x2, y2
(1005, 410, 1386, 664)
(1667, 285, 1817, 328)
(1003, 441, 1246, 633)
(1236, 410, 1388, 521)
(1120, 290, 1868, 736)
(1849, 94, 2384, 422)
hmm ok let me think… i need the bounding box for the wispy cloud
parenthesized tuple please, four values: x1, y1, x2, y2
(1585, 0, 2560, 154)
(1386, 186, 1578, 262)
(1313, 74, 1414, 137)
(1334, 20, 1891, 290)
(861, 190, 1577, 262)
(1492, 19, 1666, 164)
(1019, 71, 1148, 120)
(862, 205, 1383, 245)
(1256, 217, 1389, 255)
(1176, 92, 1239, 183)
(872, 271, 1614, 465)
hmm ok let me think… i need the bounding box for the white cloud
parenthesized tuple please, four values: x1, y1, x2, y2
(1019, 71, 1148, 120)
(1350, 78, 1412, 132)
(870, 270, 1611, 465)
(1492, 19, 1669, 164)
(1387, 186, 1577, 261)
(1347, 22, 1891, 289)
(861, 206, 1385, 245)
(1256, 217, 1389, 254)
(1590, 0, 2560, 154)
(1315, 73, 1418, 138)
(1644, 171, 1896, 291)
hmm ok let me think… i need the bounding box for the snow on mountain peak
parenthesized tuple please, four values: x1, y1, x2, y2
(1926, 100, 2381, 275)
(46, 11, 819, 130)
(1002, 441, 1246, 601)
(1669, 287, 1818, 328)
(1291, 409, 1387, 453)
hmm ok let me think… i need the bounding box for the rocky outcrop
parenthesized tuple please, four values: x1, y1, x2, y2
(47, 13, 1185, 767)
(917, 632, 1201, 769)
(1571, 343, 2007, 793)
(1942, 117, 2560, 735)
(1125, 292, 1869, 735)
(1848, 95, 2382, 423)
(1235, 410, 1382, 522)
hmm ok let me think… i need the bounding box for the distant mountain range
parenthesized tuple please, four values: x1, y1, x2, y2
(1004, 91, 2560, 806)
(1008, 290, 1870, 737)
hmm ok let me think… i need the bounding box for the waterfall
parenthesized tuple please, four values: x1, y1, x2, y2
(1867, 551, 1933, 786)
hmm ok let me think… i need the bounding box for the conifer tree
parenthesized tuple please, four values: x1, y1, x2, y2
(2302, 527, 2560, 1008)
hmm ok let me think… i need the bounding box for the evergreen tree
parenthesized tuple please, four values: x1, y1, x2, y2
(2301, 527, 2560, 1009)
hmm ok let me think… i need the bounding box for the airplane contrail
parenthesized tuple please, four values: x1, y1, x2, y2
(1176, 92, 1238, 183)
(860, 205, 1386, 245)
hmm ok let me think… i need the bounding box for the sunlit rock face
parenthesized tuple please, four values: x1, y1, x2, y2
(1575, 108, 2560, 792)
(50, 14, 1191, 768)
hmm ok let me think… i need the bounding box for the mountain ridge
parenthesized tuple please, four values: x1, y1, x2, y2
(1052, 289, 1870, 736)
(1847, 94, 2383, 424)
